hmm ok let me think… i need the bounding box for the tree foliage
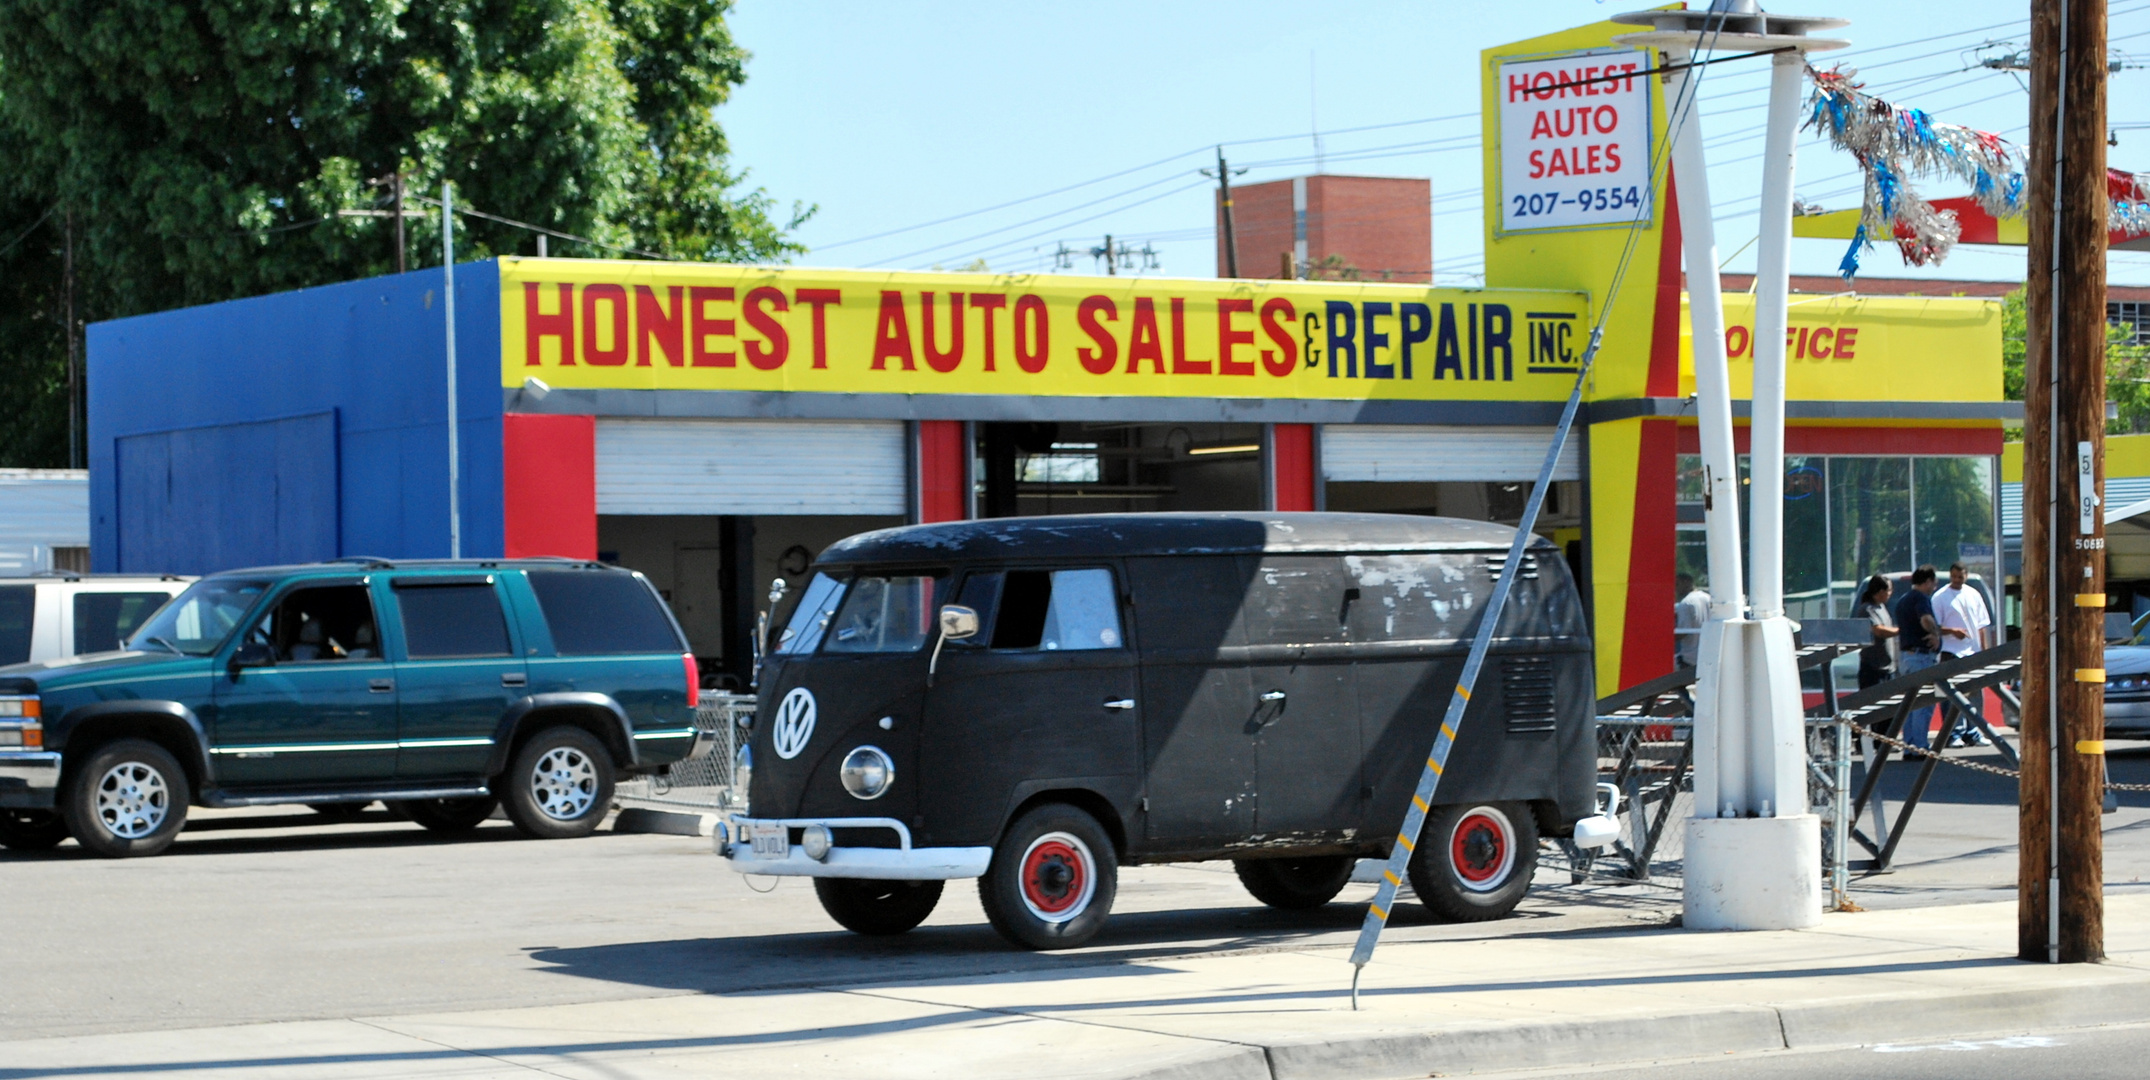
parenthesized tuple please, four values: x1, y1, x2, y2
(2000, 286, 2150, 439)
(0, 0, 807, 466)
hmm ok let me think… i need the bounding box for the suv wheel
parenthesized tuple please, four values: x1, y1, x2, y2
(1407, 802, 1538, 922)
(0, 809, 70, 851)
(813, 878, 945, 936)
(1233, 855, 1356, 910)
(62, 739, 190, 858)
(978, 803, 1117, 950)
(398, 796, 498, 834)
(500, 726, 614, 840)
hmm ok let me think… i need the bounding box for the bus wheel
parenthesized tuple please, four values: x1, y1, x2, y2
(1408, 802, 1537, 922)
(813, 878, 944, 936)
(979, 803, 1117, 950)
(1233, 855, 1355, 909)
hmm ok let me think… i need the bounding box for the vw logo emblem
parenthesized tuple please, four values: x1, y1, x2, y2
(771, 688, 818, 760)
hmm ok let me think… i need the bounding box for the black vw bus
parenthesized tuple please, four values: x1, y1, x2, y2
(720, 513, 1597, 950)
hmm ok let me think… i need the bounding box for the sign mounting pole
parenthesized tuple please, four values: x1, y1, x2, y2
(443, 181, 461, 560)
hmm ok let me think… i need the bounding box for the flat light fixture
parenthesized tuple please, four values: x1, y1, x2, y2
(1186, 443, 1260, 456)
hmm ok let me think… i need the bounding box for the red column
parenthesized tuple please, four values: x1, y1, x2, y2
(1619, 418, 1679, 687)
(1270, 423, 1318, 511)
(916, 420, 968, 523)
(503, 413, 596, 559)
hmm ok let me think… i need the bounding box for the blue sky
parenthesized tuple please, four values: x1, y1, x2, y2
(720, 2, 2150, 286)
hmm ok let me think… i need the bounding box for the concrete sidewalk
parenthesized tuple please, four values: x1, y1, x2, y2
(7, 895, 2149, 1080)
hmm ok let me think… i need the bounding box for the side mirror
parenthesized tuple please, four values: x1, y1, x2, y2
(938, 605, 980, 641)
(229, 641, 276, 672)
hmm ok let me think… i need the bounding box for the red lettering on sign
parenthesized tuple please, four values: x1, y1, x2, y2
(872, 290, 916, 371)
(580, 283, 629, 366)
(1795, 326, 1812, 359)
(525, 282, 574, 366)
(743, 287, 789, 370)
(1605, 142, 1622, 171)
(1014, 295, 1050, 373)
(921, 292, 965, 373)
(1076, 295, 1118, 374)
(1168, 298, 1209, 374)
(1259, 298, 1298, 376)
(635, 285, 684, 367)
(1217, 299, 1256, 376)
(969, 292, 1007, 372)
(1725, 324, 1751, 359)
(1834, 327, 1858, 359)
(1127, 297, 1166, 374)
(1529, 149, 1545, 179)
(1809, 327, 1834, 359)
(794, 288, 840, 369)
(689, 286, 736, 367)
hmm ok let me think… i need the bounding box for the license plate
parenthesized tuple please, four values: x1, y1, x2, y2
(748, 823, 789, 859)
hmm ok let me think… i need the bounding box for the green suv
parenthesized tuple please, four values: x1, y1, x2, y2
(0, 558, 712, 857)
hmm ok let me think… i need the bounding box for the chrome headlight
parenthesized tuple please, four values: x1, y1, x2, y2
(839, 745, 894, 800)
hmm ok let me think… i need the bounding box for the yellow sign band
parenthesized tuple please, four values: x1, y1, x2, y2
(1384, 870, 1401, 886)
(2077, 668, 2107, 683)
(1440, 724, 1457, 741)
(1370, 904, 1388, 921)
(1454, 687, 1471, 701)
(2075, 593, 2108, 607)
(1411, 795, 1429, 813)
(2077, 740, 2106, 755)
(1396, 833, 1416, 852)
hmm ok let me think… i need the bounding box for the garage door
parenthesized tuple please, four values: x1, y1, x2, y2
(1320, 425, 1580, 483)
(595, 418, 908, 515)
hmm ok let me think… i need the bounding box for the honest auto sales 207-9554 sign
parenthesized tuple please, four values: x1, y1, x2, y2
(1498, 49, 1654, 234)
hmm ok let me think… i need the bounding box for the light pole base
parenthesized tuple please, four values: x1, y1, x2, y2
(1683, 814, 1823, 930)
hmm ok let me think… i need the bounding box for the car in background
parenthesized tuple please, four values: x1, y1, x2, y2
(0, 558, 713, 856)
(0, 572, 191, 666)
(2105, 611, 2150, 739)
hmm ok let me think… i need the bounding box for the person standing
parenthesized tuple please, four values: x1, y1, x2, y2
(1856, 574, 1900, 690)
(1932, 562, 1993, 746)
(1892, 565, 1943, 749)
(1674, 572, 1710, 669)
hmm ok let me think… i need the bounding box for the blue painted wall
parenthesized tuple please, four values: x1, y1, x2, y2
(87, 261, 505, 573)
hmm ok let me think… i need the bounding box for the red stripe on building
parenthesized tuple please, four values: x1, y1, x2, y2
(1673, 425, 2003, 456)
(1646, 176, 1685, 398)
(502, 413, 596, 559)
(1620, 418, 1680, 688)
(916, 420, 968, 523)
(1270, 423, 1319, 511)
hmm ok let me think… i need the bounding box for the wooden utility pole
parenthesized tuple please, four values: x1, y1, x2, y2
(1206, 147, 1246, 278)
(2020, 0, 2107, 965)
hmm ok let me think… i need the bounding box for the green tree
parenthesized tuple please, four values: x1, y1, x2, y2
(2000, 286, 2150, 439)
(0, 0, 808, 467)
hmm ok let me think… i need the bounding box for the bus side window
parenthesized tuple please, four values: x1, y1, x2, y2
(992, 568, 1123, 652)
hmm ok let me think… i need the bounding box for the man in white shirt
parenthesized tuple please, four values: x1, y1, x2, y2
(1933, 562, 1992, 659)
(1674, 572, 1710, 669)
(1933, 562, 1994, 746)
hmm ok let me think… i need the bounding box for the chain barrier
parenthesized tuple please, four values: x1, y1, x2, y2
(1842, 718, 2150, 792)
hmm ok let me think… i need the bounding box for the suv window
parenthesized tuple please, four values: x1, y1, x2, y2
(527, 570, 681, 655)
(824, 575, 938, 653)
(0, 585, 30, 665)
(964, 568, 1123, 651)
(396, 583, 511, 659)
(129, 578, 268, 656)
(248, 585, 380, 662)
(73, 592, 173, 655)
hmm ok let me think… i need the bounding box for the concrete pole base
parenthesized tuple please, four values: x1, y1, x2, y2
(1683, 814, 1823, 930)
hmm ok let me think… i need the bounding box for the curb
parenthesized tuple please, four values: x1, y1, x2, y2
(610, 808, 714, 837)
(1114, 972, 2150, 1080)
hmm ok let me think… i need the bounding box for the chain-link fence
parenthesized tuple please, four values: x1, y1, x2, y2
(615, 692, 754, 812)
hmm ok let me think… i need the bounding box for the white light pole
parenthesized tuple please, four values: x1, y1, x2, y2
(1614, 1, 1845, 931)
(442, 181, 461, 560)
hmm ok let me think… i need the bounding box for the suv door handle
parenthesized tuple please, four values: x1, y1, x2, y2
(368, 679, 394, 693)
(1260, 690, 1287, 702)
(1102, 698, 1135, 711)
(501, 672, 527, 687)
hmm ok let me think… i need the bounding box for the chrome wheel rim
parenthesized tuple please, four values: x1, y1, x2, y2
(529, 745, 598, 821)
(95, 761, 170, 839)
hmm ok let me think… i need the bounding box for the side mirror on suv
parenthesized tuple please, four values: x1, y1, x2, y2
(229, 641, 276, 672)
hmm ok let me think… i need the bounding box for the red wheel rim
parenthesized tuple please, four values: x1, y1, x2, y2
(1451, 811, 1511, 886)
(1020, 837, 1090, 917)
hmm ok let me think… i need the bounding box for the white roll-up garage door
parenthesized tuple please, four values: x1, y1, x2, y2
(595, 418, 909, 515)
(1320, 425, 1581, 483)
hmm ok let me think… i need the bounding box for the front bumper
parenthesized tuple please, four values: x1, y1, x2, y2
(0, 751, 61, 809)
(2107, 696, 2150, 737)
(718, 815, 991, 880)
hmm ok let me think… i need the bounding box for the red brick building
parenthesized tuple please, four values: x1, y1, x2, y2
(1217, 174, 1431, 282)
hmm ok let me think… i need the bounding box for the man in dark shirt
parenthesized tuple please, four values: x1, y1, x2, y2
(1891, 565, 1942, 748)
